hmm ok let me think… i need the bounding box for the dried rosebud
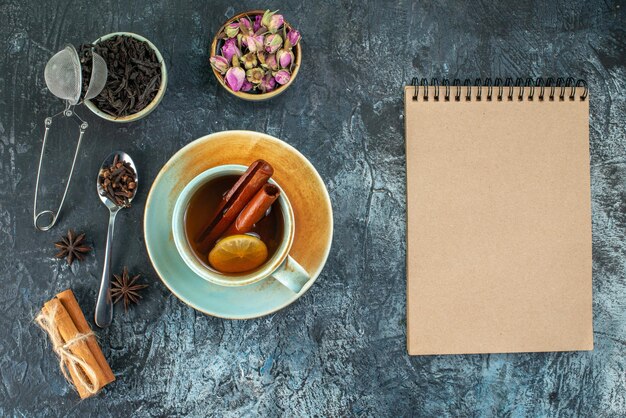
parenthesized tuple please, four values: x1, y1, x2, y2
(225, 67, 245, 91)
(239, 17, 253, 34)
(241, 80, 253, 92)
(266, 14, 284, 33)
(263, 53, 278, 71)
(222, 38, 242, 63)
(253, 15, 263, 32)
(246, 68, 265, 85)
(262, 10, 278, 28)
(265, 34, 283, 54)
(274, 69, 291, 85)
(287, 29, 301, 48)
(231, 54, 240, 68)
(244, 34, 265, 53)
(242, 52, 258, 70)
(210, 55, 229, 74)
(260, 74, 276, 93)
(225, 22, 240, 38)
(277, 49, 294, 68)
(257, 51, 267, 65)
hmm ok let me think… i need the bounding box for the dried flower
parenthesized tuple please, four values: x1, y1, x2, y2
(222, 38, 241, 63)
(260, 74, 276, 92)
(274, 69, 291, 85)
(239, 17, 253, 34)
(287, 29, 301, 48)
(231, 54, 240, 68)
(241, 80, 253, 92)
(257, 51, 267, 65)
(277, 49, 294, 68)
(267, 14, 284, 33)
(262, 10, 280, 30)
(225, 22, 240, 38)
(261, 10, 274, 27)
(225, 67, 245, 91)
(242, 52, 258, 69)
(264, 34, 282, 54)
(210, 55, 229, 74)
(244, 34, 265, 53)
(263, 53, 278, 71)
(246, 68, 265, 85)
(253, 15, 263, 32)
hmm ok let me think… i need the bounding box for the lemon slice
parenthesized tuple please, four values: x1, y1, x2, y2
(208, 234, 268, 274)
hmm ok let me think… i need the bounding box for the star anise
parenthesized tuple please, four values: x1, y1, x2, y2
(111, 267, 148, 312)
(54, 229, 92, 265)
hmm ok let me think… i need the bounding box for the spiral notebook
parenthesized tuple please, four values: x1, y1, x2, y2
(404, 78, 593, 355)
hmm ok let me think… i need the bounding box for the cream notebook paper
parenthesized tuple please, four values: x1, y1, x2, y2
(404, 79, 593, 355)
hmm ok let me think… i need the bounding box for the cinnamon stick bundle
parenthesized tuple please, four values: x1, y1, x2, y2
(36, 289, 115, 398)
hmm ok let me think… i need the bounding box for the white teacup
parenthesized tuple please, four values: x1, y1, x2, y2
(172, 165, 310, 293)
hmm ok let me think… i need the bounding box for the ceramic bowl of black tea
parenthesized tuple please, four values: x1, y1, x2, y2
(83, 32, 167, 123)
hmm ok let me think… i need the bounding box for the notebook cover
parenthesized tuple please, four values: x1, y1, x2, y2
(404, 86, 593, 355)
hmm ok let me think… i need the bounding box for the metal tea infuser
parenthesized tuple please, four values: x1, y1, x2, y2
(33, 44, 108, 231)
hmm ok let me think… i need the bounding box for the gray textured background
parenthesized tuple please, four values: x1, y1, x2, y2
(1, 0, 625, 416)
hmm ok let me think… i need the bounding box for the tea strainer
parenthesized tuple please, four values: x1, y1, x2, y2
(33, 45, 107, 231)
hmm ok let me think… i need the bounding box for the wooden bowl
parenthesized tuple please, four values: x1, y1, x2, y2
(210, 10, 302, 101)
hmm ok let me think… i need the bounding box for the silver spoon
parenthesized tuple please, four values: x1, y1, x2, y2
(94, 151, 138, 328)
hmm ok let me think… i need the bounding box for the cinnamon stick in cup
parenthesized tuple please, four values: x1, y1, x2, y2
(224, 184, 281, 236)
(195, 159, 274, 252)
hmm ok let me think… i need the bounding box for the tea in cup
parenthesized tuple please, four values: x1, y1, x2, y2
(172, 161, 310, 293)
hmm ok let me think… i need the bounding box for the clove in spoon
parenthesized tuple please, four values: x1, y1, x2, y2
(95, 151, 138, 328)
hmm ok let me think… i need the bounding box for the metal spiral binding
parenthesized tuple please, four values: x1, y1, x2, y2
(411, 77, 588, 102)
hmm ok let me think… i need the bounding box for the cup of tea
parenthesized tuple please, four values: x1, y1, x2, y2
(172, 164, 310, 293)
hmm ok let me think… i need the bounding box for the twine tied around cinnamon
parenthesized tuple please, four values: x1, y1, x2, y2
(35, 304, 99, 395)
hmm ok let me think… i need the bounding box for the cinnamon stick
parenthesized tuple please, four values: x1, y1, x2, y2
(196, 160, 274, 252)
(224, 184, 280, 236)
